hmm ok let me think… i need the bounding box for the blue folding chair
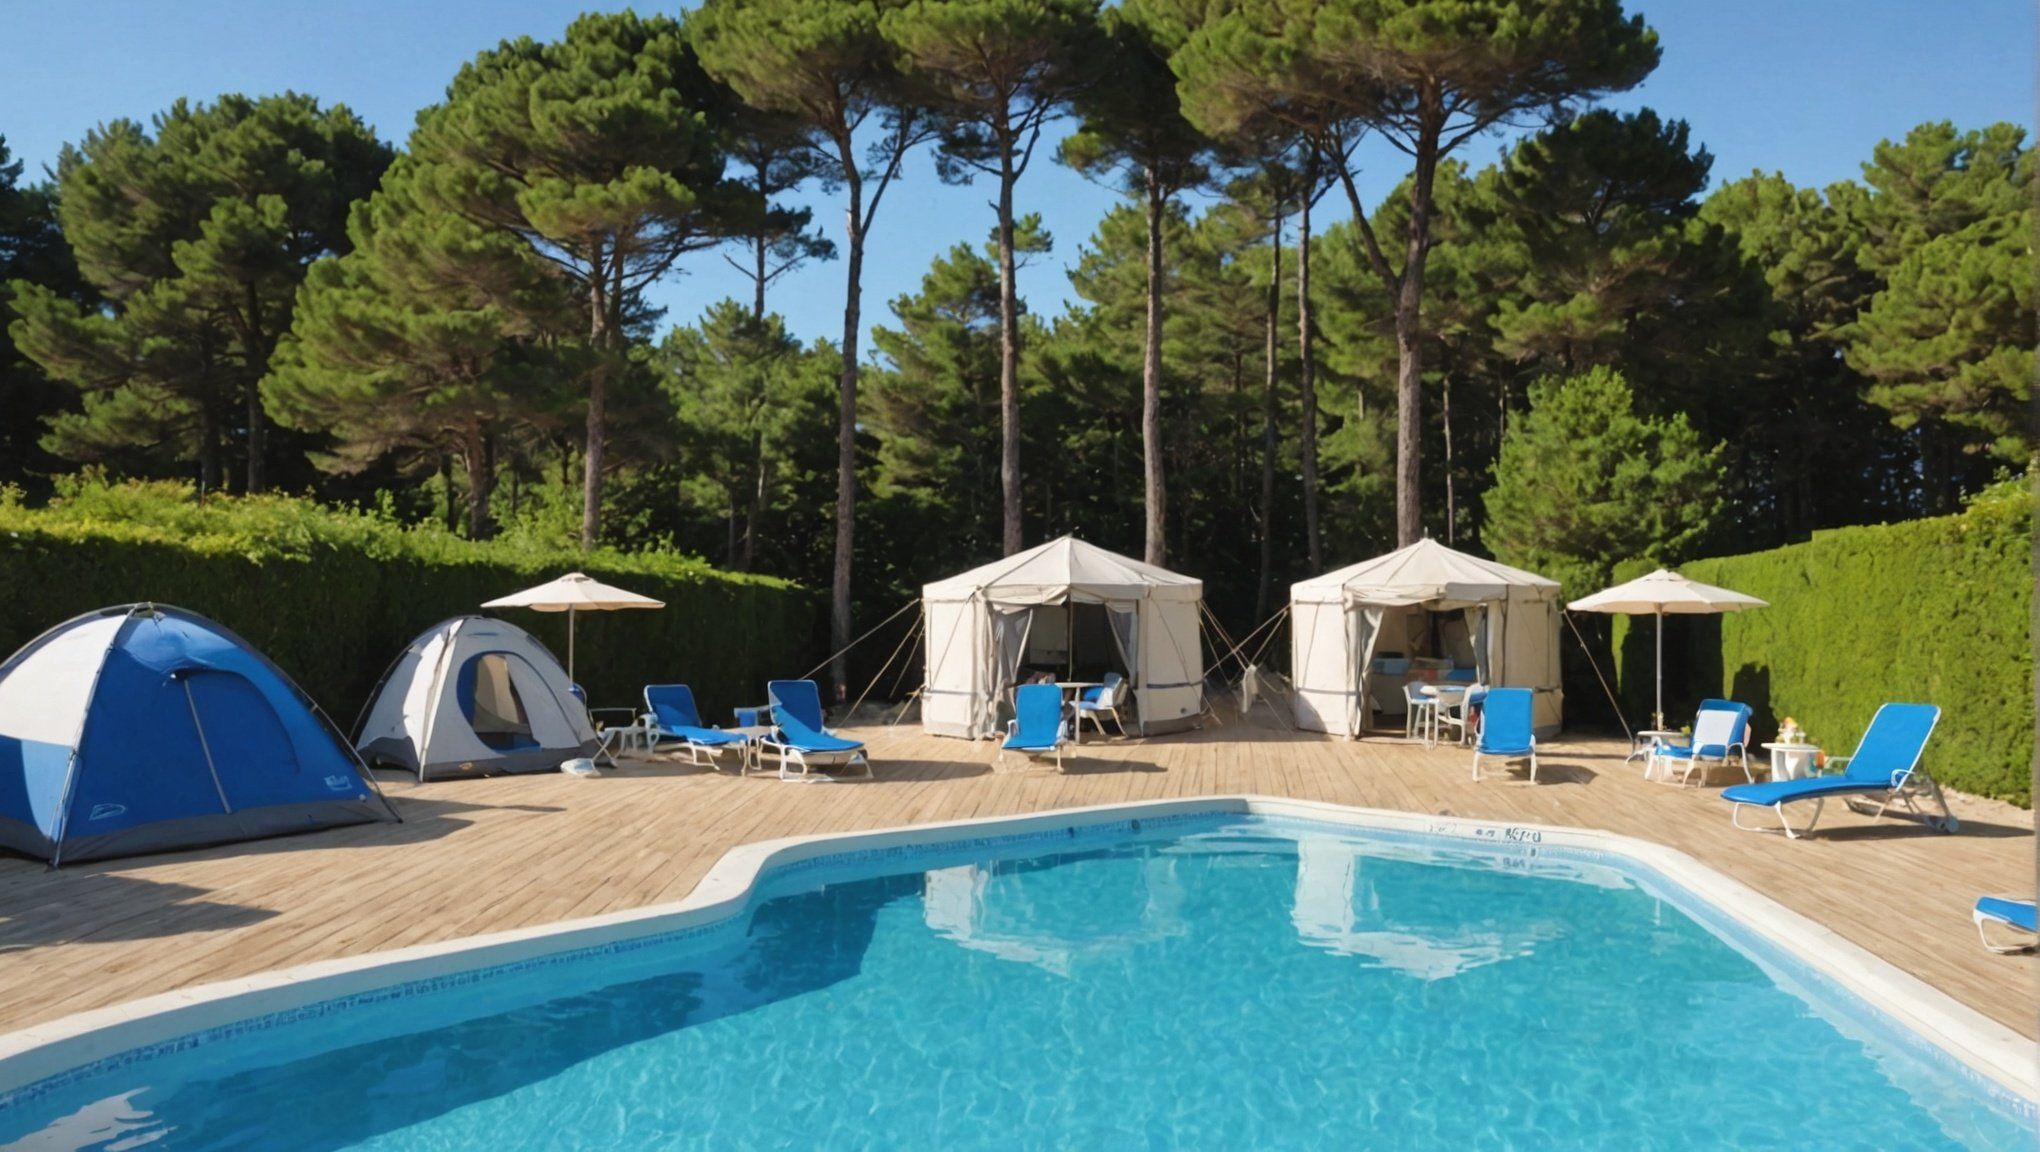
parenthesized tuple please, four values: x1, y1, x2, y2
(1722, 703, 1951, 839)
(1001, 682, 1070, 770)
(1470, 687, 1537, 782)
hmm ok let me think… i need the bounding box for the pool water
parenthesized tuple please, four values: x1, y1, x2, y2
(1, 816, 2028, 1150)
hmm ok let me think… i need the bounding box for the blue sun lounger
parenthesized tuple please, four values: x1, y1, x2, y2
(1721, 703, 1953, 839)
(643, 684, 750, 771)
(1973, 897, 2037, 954)
(762, 679, 871, 781)
(1470, 687, 1537, 782)
(1001, 682, 1070, 770)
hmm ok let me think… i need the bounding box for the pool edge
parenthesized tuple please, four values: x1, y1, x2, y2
(0, 794, 2032, 1108)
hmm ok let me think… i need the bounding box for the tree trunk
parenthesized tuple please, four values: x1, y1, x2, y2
(1392, 130, 1441, 548)
(243, 282, 269, 494)
(831, 160, 866, 701)
(238, 283, 267, 493)
(581, 251, 611, 551)
(198, 402, 222, 495)
(1441, 369, 1454, 546)
(1255, 207, 1283, 621)
(744, 434, 765, 571)
(996, 141, 1024, 556)
(463, 420, 497, 540)
(752, 232, 768, 320)
(1297, 157, 1322, 573)
(439, 454, 457, 532)
(726, 479, 742, 567)
(1142, 170, 1167, 566)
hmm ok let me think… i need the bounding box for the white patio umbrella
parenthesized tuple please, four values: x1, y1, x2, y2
(1568, 569, 1766, 729)
(482, 572, 664, 680)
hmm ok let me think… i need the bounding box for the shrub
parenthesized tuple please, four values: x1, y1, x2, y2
(1612, 481, 2033, 805)
(0, 478, 821, 727)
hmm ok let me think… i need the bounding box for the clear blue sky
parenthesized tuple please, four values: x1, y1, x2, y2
(4, 1, 2033, 345)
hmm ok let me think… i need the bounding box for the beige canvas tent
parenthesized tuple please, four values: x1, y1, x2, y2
(1290, 539, 1562, 738)
(921, 537, 1205, 739)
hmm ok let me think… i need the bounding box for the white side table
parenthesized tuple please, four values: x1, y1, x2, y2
(1635, 729, 1683, 780)
(1763, 742, 1821, 782)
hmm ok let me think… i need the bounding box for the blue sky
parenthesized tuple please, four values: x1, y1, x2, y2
(5, 1, 2033, 345)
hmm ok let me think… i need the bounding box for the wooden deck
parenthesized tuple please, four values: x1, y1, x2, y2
(0, 717, 2032, 1041)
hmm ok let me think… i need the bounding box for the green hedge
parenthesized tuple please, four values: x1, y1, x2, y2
(1612, 482, 2034, 805)
(0, 480, 821, 727)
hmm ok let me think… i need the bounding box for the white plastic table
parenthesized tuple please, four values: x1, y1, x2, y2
(1057, 682, 1101, 743)
(1763, 741, 1821, 782)
(1418, 684, 1469, 747)
(727, 725, 779, 774)
(1635, 729, 1683, 780)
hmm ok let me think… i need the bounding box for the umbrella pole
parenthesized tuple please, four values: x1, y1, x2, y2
(569, 608, 577, 682)
(1654, 609, 1664, 730)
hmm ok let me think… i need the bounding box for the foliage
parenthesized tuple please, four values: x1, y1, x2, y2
(0, 135, 85, 497)
(0, 477, 817, 725)
(1614, 481, 2035, 805)
(1483, 367, 1721, 596)
(405, 11, 755, 548)
(266, 158, 578, 538)
(6, 95, 392, 492)
(1845, 124, 2035, 468)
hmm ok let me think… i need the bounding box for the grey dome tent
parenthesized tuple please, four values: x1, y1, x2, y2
(356, 616, 597, 780)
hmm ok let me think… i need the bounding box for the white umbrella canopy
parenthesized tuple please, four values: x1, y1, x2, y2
(1568, 569, 1767, 728)
(482, 572, 664, 680)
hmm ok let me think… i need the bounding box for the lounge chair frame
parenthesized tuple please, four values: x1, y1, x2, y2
(1653, 704, 1752, 788)
(760, 735, 871, 781)
(1974, 900, 2037, 954)
(1470, 687, 1537, 783)
(1726, 705, 1956, 839)
(996, 722, 1068, 771)
(641, 686, 752, 773)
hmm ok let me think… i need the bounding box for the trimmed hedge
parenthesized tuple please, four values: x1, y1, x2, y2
(0, 481, 821, 728)
(1612, 483, 2033, 805)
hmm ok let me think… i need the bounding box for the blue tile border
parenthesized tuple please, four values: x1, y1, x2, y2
(1, 804, 2031, 1131)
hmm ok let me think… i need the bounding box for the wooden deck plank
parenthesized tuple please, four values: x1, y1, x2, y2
(0, 718, 2031, 1043)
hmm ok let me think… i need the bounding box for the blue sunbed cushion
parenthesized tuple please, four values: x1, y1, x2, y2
(1658, 743, 1732, 760)
(665, 726, 746, 747)
(1722, 776, 1894, 806)
(1976, 897, 2037, 932)
(771, 706, 864, 754)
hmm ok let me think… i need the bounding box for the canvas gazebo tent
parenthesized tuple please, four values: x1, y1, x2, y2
(0, 604, 396, 865)
(356, 616, 597, 780)
(921, 537, 1205, 739)
(1291, 539, 1563, 738)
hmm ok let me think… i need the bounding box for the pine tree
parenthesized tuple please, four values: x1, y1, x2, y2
(266, 159, 574, 538)
(689, 0, 931, 698)
(1059, 0, 1211, 564)
(1483, 366, 1722, 596)
(407, 12, 754, 548)
(886, 0, 1102, 555)
(7, 95, 391, 491)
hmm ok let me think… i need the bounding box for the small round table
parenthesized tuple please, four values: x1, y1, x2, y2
(1418, 684, 1469, 747)
(1762, 741, 1821, 782)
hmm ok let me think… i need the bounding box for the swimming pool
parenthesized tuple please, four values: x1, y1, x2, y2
(0, 802, 2031, 1149)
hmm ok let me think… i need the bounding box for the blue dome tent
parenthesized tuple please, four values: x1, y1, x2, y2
(0, 604, 398, 866)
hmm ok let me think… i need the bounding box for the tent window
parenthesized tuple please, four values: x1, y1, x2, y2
(458, 654, 538, 750)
